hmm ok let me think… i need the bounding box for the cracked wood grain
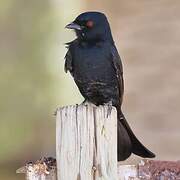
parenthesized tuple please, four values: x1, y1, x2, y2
(56, 102, 118, 180)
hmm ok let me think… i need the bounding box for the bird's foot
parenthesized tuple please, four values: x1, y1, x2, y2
(104, 101, 113, 118)
(81, 99, 87, 105)
(80, 99, 90, 106)
(80, 100, 97, 107)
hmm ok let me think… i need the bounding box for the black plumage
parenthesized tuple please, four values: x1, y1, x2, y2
(64, 11, 155, 161)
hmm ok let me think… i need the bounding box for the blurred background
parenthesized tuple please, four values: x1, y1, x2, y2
(1, 0, 180, 179)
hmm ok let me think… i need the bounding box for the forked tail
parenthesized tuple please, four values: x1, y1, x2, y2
(117, 109, 155, 161)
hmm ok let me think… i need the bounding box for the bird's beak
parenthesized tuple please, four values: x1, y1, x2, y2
(65, 22, 82, 30)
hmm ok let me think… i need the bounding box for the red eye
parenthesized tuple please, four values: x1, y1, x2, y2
(86, 20, 94, 28)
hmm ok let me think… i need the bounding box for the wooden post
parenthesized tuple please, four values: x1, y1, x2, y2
(16, 157, 57, 180)
(16, 103, 180, 179)
(56, 102, 118, 180)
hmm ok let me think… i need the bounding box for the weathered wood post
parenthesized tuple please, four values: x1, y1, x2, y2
(16, 102, 180, 179)
(56, 102, 118, 180)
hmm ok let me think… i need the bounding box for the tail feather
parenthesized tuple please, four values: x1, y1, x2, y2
(117, 110, 155, 160)
(117, 120, 132, 161)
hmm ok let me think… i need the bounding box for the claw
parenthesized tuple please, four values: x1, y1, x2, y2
(80, 99, 88, 106)
(105, 101, 113, 118)
(107, 105, 112, 118)
(80, 100, 96, 107)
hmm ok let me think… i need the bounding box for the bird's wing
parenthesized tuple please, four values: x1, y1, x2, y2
(111, 45, 124, 105)
(111, 46, 155, 159)
(64, 48, 73, 74)
(64, 40, 79, 75)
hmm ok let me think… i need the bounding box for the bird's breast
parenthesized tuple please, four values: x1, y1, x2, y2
(73, 45, 116, 83)
(71, 43, 119, 105)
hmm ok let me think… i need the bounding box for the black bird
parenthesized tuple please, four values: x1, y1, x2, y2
(64, 11, 155, 161)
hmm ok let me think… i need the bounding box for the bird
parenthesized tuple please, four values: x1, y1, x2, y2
(64, 11, 155, 161)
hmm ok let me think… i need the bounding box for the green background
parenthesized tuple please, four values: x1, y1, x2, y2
(0, 0, 180, 179)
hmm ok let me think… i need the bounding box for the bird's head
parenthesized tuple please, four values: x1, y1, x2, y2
(66, 11, 113, 42)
